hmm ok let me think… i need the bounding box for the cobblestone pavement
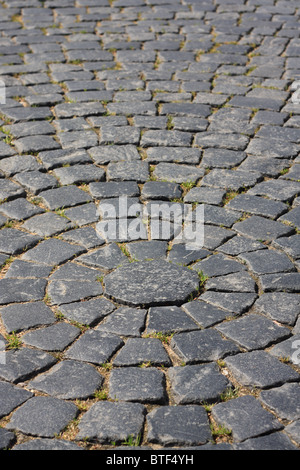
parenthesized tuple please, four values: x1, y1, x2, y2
(0, 0, 299, 452)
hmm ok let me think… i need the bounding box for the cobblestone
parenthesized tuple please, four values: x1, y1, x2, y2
(0, 0, 299, 452)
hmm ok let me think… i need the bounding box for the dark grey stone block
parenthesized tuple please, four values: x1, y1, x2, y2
(226, 194, 288, 219)
(77, 243, 128, 270)
(184, 187, 226, 205)
(22, 322, 81, 352)
(88, 145, 140, 165)
(201, 204, 241, 228)
(192, 253, 246, 278)
(0, 381, 33, 419)
(99, 126, 140, 145)
(0, 198, 44, 221)
(200, 291, 258, 315)
(285, 420, 300, 446)
(0, 348, 56, 384)
(58, 297, 115, 326)
(96, 306, 147, 337)
(107, 161, 149, 182)
(171, 329, 240, 364)
(107, 101, 156, 116)
(0, 180, 26, 202)
(182, 300, 230, 329)
(233, 432, 298, 450)
(57, 130, 98, 150)
(248, 179, 300, 202)
(54, 102, 105, 118)
(4, 260, 52, 279)
(225, 350, 299, 389)
(64, 202, 98, 227)
(147, 405, 212, 447)
(195, 132, 249, 151)
(218, 236, 266, 256)
(146, 306, 199, 335)
(211, 395, 282, 443)
(61, 226, 105, 249)
(76, 401, 146, 444)
(89, 181, 140, 199)
(6, 396, 78, 438)
(126, 241, 168, 261)
(253, 293, 300, 326)
(145, 147, 201, 164)
(28, 360, 104, 400)
(38, 149, 91, 170)
(53, 164, 105, 185)
(21, 212, 73, 237)
(0, 228, 40, 255)
(2, 107, 52, 124)
(0, 155, 43, 177)
(201, 169, 262, 191)
(279, 206, 300, 229)
(104, 259, 199, 307)
(13, 136, 60, 154)
(153, 163, 205, 183)
(109, 367, 166, 404)
(161, 103, 211, 118)
(201, 149, 246, 169)
(205, 271, 257, 293)
(268, 335, 300, 363)
(239, 156, 292, 178)
(48, 280, 103, 305)
(49, 262, 102, 282)
(259, 272, 300, 293)
(113, 337, 171, 367)
(239, 249, 295, 275)
(13, 170, 59, 195)
(65, 330, 124, 365)
(216, 314, 290, 351)
(168, 363, 231, 405)
(22, 239, 85, 266)
(13, 438, 83, 451)
(232, 215, 295, 241)
(39, 186, 92, 210)
(0, 301, 56, 334)
(4, 121, 54, 139)
(0, 428, 15, 450)
(259, 383, 300, 421)
(141, 181, 182, 201)
(0, 278, 47, 305)
(168, 244, 210, 266)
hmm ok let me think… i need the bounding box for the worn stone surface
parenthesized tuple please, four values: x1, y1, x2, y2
(22, 323, 81, 352)
(6, 396, 78, 438)
(0, 302, 55, 334)
(13, 439, 83, 451)
(168, 363, 231, 405)
(225, 351, 299, 389)
(0, 0, 299, 451)
(104, 259, 200, 307)
(76, 402, 146, 444)
(146, 406, 212, 447)
(171, 329, 240, 364)
(65, 330, 124, 365)
(215, 314, 290, 351)
(109, 367, 166, 404)
(0, 381, 33, 419)
(28, 360, 104, 400)
(113, 338, 171, 368)
(0, 348, 56, 384)
(211, 396, 282, 443)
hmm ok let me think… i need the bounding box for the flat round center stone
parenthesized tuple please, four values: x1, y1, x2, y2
(104, 260, 200, 307)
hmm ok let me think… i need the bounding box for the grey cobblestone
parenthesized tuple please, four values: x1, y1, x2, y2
(0, 0, 299, 451)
